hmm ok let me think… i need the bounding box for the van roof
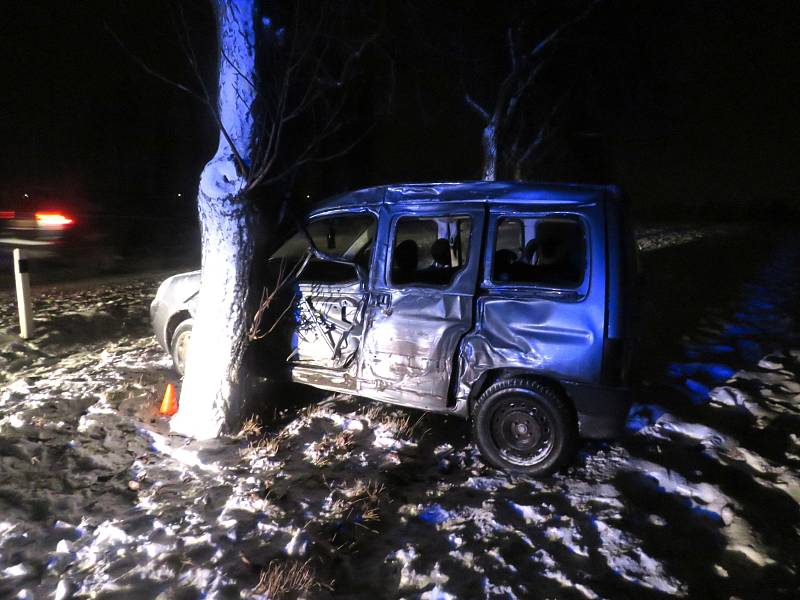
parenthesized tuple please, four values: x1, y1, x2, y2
(312, 181, 619, 214)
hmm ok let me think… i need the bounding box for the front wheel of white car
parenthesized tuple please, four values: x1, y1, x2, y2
(472, 378, 576, 477)
(170, 319, 193, 377)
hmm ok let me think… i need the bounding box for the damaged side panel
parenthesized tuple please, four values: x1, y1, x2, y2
(359, 291, 471, 409)
(456, 294, 603, 411)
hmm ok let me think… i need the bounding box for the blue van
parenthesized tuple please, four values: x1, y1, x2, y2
(152, 181, 636, 475)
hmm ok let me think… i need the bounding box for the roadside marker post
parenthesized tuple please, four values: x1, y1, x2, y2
(13, 248, 34, 339)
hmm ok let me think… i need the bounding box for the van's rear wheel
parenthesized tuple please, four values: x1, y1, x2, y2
(472, 378, 576, 476)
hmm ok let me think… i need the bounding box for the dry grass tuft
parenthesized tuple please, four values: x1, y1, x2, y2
(332, 430, 355, 453)
(361, 404, 385, 423)
(387, 413, 415, 439)
(239, 430, 287, 460)
(235, 415, 263, 439)
(301, 400, 335, 420)
(345, 479, 385, 502)
(361, 505, 381, 524)
(361, 404, 423, 441)
(307, 430, 355, 467)
(256, 435, 283, 455)
(342, 479, 386, 525)
(254, 559, 327, 598)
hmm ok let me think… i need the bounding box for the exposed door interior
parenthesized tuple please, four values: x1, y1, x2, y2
(269, 212, 376, 380)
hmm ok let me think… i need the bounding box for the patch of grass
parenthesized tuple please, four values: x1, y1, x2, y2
(254, 559, 328, 598)
(301, 399, 338, 420)
(361, 404, 424, 441)
(235, 415, 263, 439)
(342, 479, 386, 526)
(306, 430, 355, 467)
(332, 430, 355, 453)
(361, 404, 384, 422)
(239, 429, 287, 460)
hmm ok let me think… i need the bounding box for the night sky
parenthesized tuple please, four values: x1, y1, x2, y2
(1, 1, 798, 220)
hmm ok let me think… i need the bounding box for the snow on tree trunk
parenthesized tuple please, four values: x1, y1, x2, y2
(482, 122, 498, 181)
(171, 0, 258, 439)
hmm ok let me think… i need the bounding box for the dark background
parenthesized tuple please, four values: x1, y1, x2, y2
(1, 0, 798, 236)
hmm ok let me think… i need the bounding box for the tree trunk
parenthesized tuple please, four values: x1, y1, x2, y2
(171, 0, 259, 439)
(481, 122, 498, 181)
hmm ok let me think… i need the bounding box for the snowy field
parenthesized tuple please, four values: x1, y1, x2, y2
(0, 225, 798, 599)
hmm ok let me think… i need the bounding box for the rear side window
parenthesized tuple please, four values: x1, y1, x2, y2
(391, 216, 471, 286)
(492, 217, 586, 287)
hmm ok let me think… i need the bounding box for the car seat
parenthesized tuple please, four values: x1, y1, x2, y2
(393, 239, 419, 284)
(430, 238, 452, 268)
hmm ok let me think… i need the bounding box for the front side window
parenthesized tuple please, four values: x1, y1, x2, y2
(391, 215, 471, 286)
(271, 213, 376, 284)
(492, 216, 586, 287)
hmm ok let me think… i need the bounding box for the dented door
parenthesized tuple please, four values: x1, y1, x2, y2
(358, 204, 485, 410)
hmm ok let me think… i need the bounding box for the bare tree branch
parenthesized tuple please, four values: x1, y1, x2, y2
(507, 26, 516, 70)
(464, 93, 490, 121)
(514, 91, 571, 176)
(248, 252, 310, 340)
(170, 3, 250, 178)
(104, 23, 203, 100)
(527, 0, 603, 62)
(114, 0, 383, 194)
(461, 0, 602, 178)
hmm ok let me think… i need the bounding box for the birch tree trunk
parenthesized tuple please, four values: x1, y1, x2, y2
(171, 0, 259, 439)
(481, 122, 499, 181)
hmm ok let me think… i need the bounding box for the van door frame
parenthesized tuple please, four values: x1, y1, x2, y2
(357, 201, 485, 411)
(288, 208, 378, 394)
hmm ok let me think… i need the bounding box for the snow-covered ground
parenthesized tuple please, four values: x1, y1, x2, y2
(0, 225, 798, 599)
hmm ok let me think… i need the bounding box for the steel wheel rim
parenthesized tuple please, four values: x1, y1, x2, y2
(489, 395, 553, 466)
(174, 330, 191, 373)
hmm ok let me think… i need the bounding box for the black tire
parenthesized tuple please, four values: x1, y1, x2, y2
(472, 377, 577, 476)
(170, 319, 193, 377)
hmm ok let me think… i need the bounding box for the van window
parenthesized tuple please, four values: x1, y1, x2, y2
(391, 216, 471, 286)
(271, 213, 376, 284)
(492, 217, 586, 287)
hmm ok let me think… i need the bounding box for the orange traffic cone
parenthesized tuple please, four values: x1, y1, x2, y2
(159, 383, 178, 416)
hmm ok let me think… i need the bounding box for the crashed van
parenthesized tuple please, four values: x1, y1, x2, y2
(151, 182, 636, 475)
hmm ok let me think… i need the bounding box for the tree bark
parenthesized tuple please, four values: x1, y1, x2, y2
(171, 0, 258, 439)
(482, 122, 498, 181)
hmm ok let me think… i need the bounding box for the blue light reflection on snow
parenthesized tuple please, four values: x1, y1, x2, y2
(419, 504, 449, 525)
(683, 378, 710, 404)
(666, 362, 736, 381)
(631, 241, 793, 422)
(625, 403, 667, 433)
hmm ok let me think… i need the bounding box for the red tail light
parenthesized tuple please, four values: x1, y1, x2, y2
(0, 210, 15, 219)
(35, 212, 74, 226)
